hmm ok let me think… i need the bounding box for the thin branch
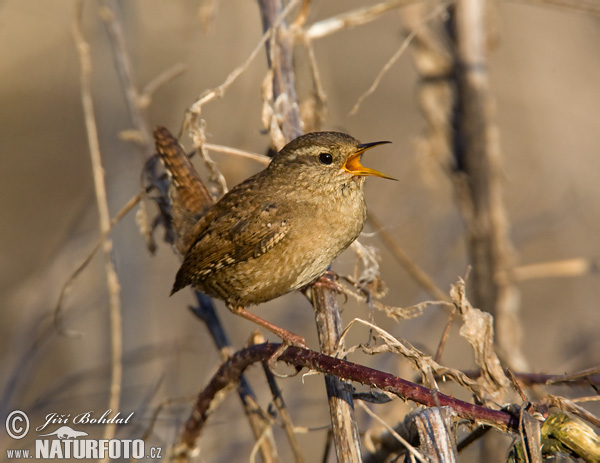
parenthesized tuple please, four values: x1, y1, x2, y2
(99, 0, 153, 154)
(368, 212, 450, 302)
(358, 402, 427, 463)
(306, 0, 421, 40)
(54, 192, 142, 335)
(73, 1, 123, 446)
(502, 257, 600, 282)
(140, 62, 187, 108)
(545, 366, 600, 385)
(349, 2, 449, 116)
(262, 361, 305, 463)
(204, 143, 271, 165)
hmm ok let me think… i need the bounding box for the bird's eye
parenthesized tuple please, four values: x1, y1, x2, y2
(319, 152, 333, 165)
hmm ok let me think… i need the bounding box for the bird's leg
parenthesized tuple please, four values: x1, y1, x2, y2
(229, 305, 307, 348)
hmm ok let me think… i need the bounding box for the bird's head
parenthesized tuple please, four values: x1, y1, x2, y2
(271, 132, 396, 185)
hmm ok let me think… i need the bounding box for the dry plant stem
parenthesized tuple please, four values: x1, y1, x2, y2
(359, 212, 461, 361)
(546, 366, 600, 385)
(306, 0, 421, 40)
(457, 370, 600, 387)
(141, 63, 187, 107)
(349, 1, 452, 116)
(100, 0, 153, 154)
(451, 0, 525, 371)
(368, 212, 449, 302)
(54, 192, 142, 335)
(73, 1, 122, 446)
(504, 257, 600, 282)
(261, 362, 305, 463)
(258, 0, 362, 460)
(173, 343, 520, 459)
(410, 407, 458, 463)
(311, 283, 363, 463)
(258, 0, 303, 142)
(204, 143, 271, 166)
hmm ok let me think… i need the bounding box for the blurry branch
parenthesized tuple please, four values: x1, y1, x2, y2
(140, 63, 187, 108)
(258, 1, 362, 462)
(545, 366, 600, 385)
(500, 257, 600, 282)
(349, 1, 450, 116)
(54, 193, 142, 334)
(72, 0, 122, 446)
(99, 0, 153, 155)
(451, 0, 524, 368)
(508, 0, 600, 17)
(305, 0, 421, 40)
(369, 211, 457, 362)
(99, 0, 185, 251)
(456, 369, 600, 387)
(368, 213, 449, 302)
(204, 143, 271, 166)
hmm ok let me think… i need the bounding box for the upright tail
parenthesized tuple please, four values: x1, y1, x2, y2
(153, 126, 214, 254)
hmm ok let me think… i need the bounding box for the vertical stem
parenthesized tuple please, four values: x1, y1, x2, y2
(310, 283, 363, 463)
(72, 1, 122, 449)
(450, 0, 526, 371)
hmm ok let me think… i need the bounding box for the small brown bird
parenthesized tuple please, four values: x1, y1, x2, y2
(156, 129, 394, 345)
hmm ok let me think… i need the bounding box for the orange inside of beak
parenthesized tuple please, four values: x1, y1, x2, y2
(343, 141, 396, 180)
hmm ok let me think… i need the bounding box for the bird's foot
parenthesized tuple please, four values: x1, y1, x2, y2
(266, 338, 306, 375)
(279, 331, 308, 349)
(311, 271, 347, 301)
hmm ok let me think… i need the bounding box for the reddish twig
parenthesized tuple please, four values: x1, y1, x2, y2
(172, 343, 520, 459)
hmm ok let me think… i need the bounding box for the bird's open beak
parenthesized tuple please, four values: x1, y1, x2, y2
(343, 141, 396, 180)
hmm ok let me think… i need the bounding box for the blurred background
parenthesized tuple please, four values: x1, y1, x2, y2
(1, 1, 599, 461)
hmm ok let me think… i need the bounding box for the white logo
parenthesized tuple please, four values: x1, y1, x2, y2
(38, 425, 89, 439)
(5, 410, 29, 439)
